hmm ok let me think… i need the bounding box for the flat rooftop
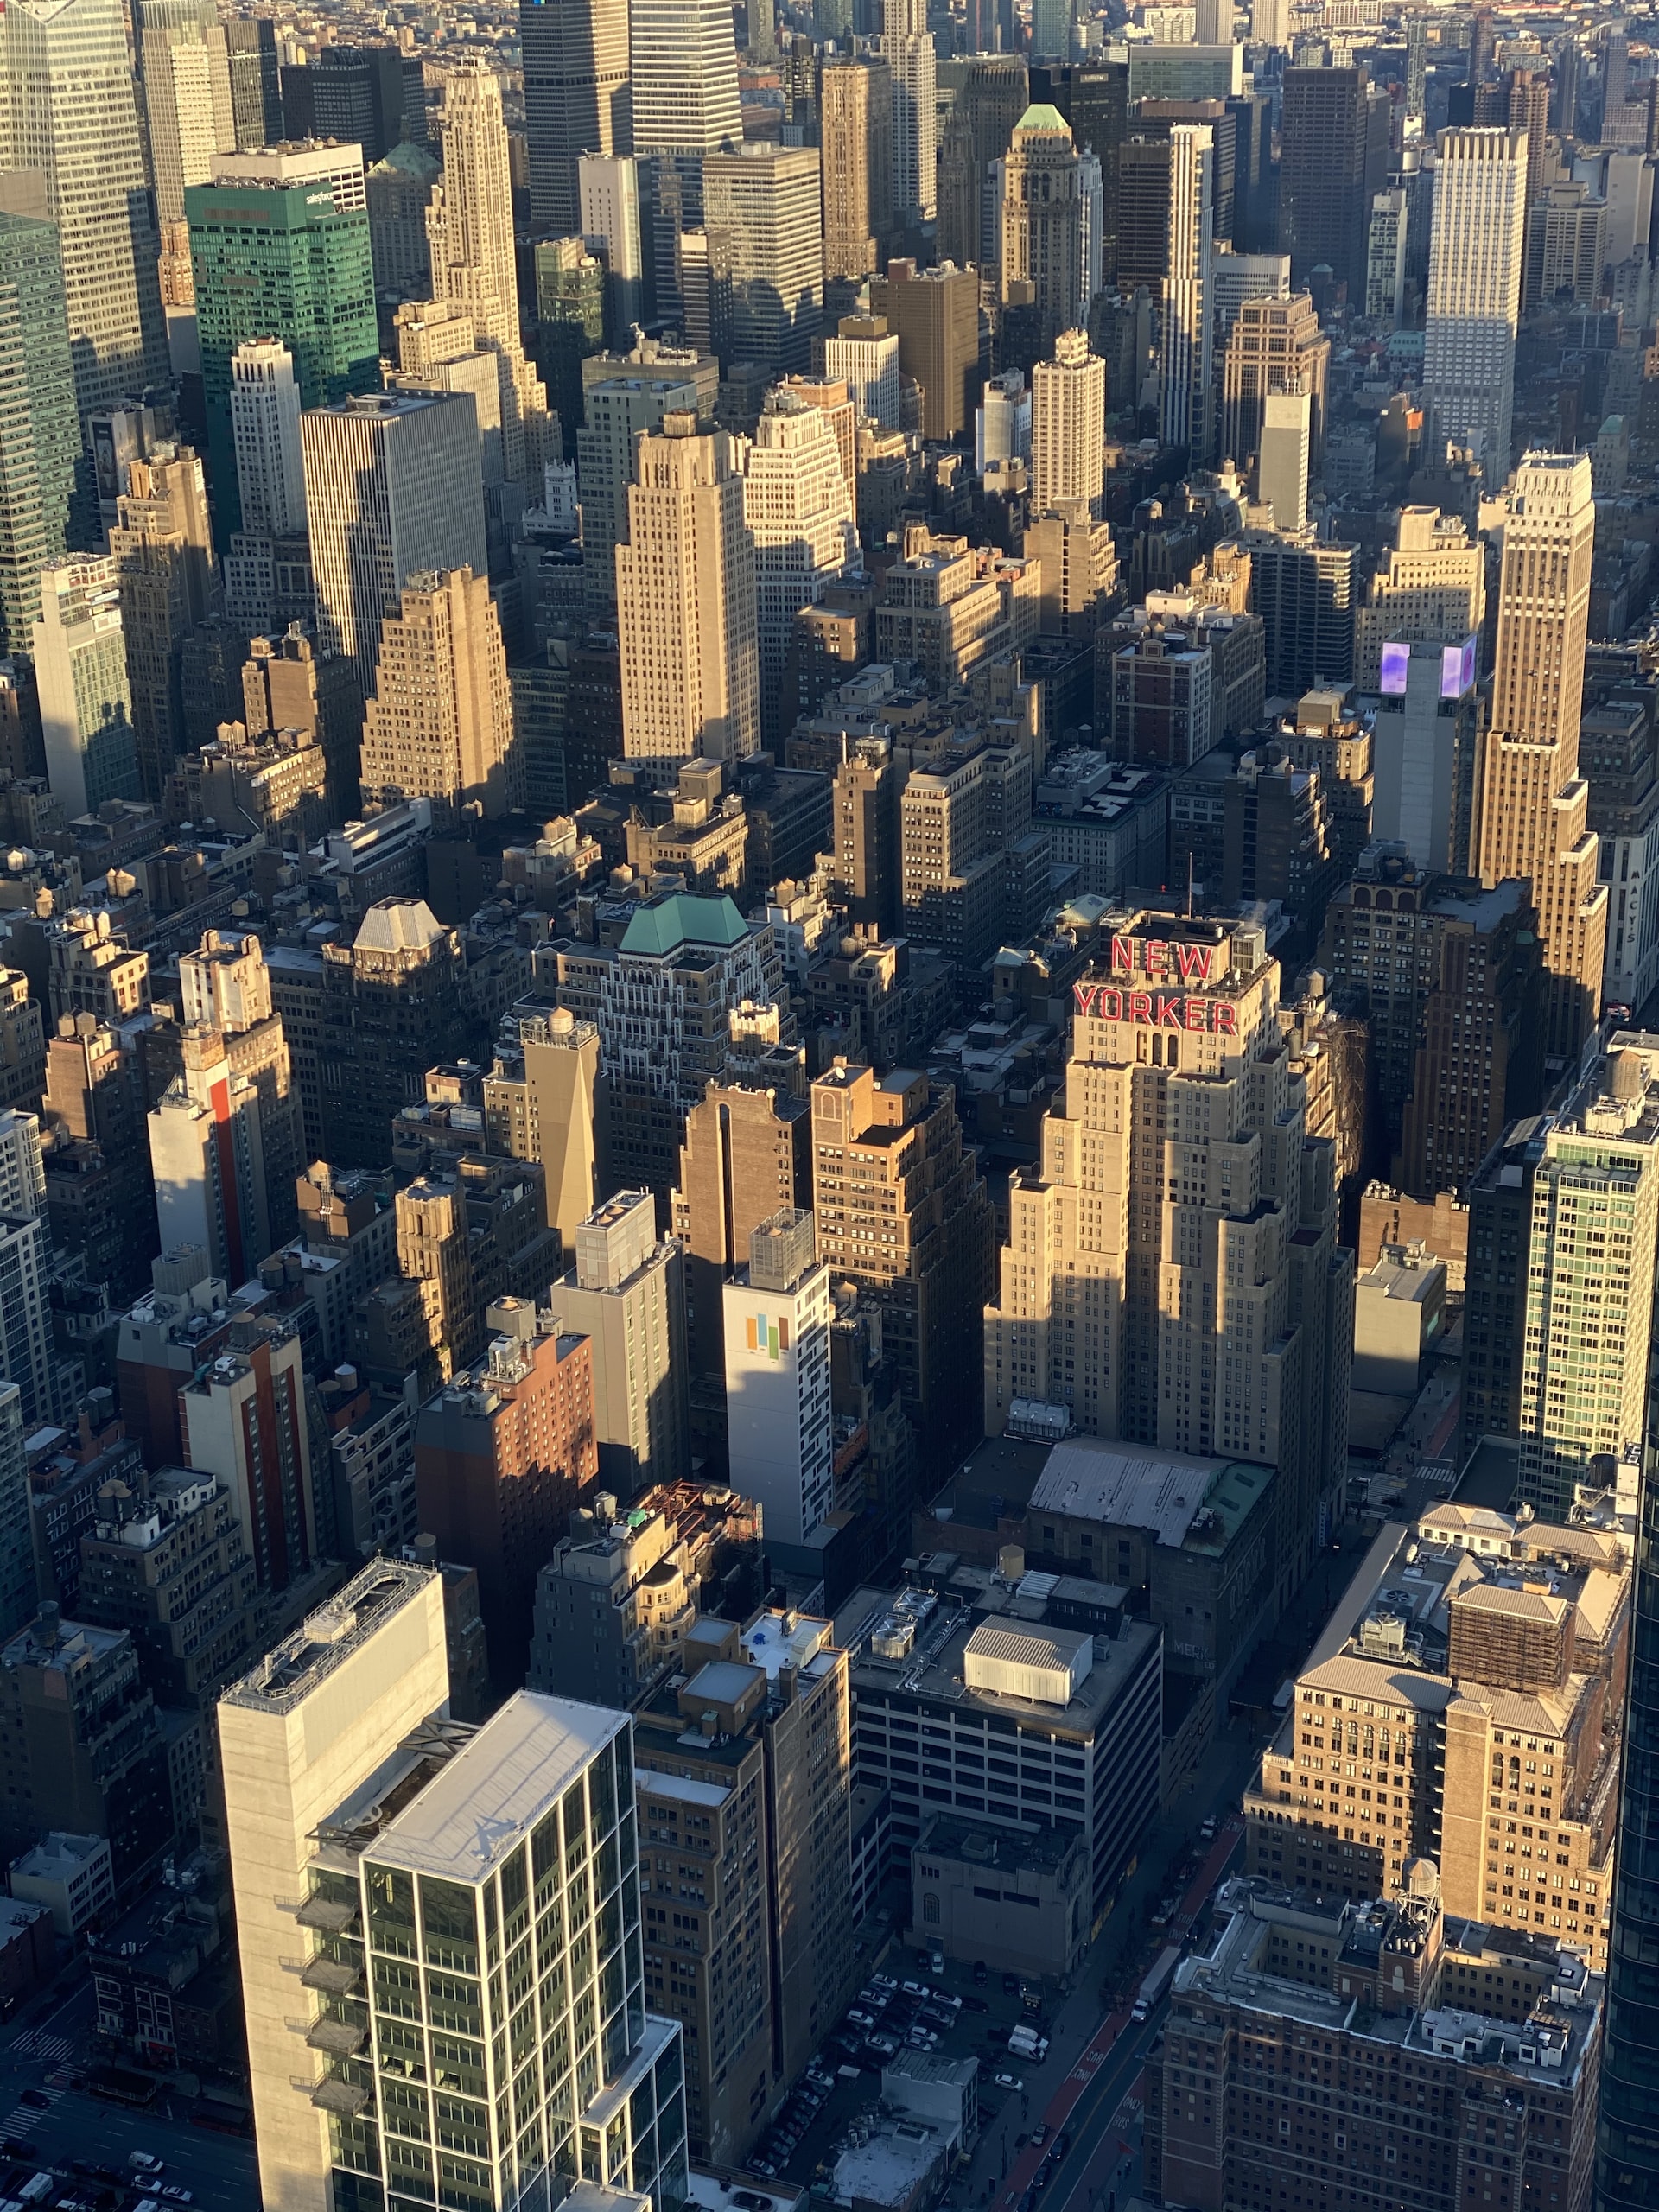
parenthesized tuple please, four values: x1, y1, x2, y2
(372, 1690, 626, 1884)
(222, 1560, 435, 1714)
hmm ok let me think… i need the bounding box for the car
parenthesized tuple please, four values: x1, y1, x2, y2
(845, 2008, 875, 2030)
(865, 2033, 898, 2058)
(872, 1973, 897, 1991)
(129, 2158, 164, 2176)
(961, 1994, 988, 2013)
(1018, 2189, 1036, 2212)
(1199, 1816, 1218, 1840)
(919, 2005, 955, 2031)
(1014, 2133, 1029, 2150)
(731, 2192, 772, 2210)
(994, 2073, 1024, 2092)
(1056, 2132, 1071, 2159)
(17, 2089, 50, 2108)
(1004, 1973, 1020, 1995)
(929, 1948, 944, 1975)
(931, 1991, 962, 2011)
(901, 1980, 929, 1998)
(906, 2029, 939, 2050)
(748, 2162, 777, 2180)
(159, 2190, 194, 2205)
(973, 1960, 988, 1986)
(1130, 2002, 1149, 2024)
(1031, 2126, 1050, 2149)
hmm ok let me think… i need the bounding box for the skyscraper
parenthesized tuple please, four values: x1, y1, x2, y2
(1160, 124, 1214, 458)
(424, 63, 551, 487)
(187, 149, 378, 540)
(222, 17, 283, 148)
(0, 178, 77, 660)
(868, 259, 981, 442)
(1001, 105, 1083, 355)
(1423, 126, 1528, 481)
(1278, 65, 1374, 300)
(702, 144, 823, 374)
(723, 1208, 832, 1556)
(1031, 327, 1105, 517)
(359, 567, 521, 823)
(820, 58, 894, 283)
(1473, 452, 1603, 1066)
(937, 54, 1028, 268)
(521, 0, 632, 236)
(300, 390, 489, 698)
(544, 1187, 690, 1491)
(1257, 385, 1311, 530)
(742, 389, 858, 744)
(0, 0, 169, 418)
(629, 0, 742, 195)
(229, 340, 305, 538)
(482, 1006, 600, 1252)
(983, 912, 1352, 1606)
(1219, 295, 1327, 486)
(107, 446, 219, 800)
(616, 411, 760, 773)
(881, 0, 938, 229)
(136, 0, 235, 226)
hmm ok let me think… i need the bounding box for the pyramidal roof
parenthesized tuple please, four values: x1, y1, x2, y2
(353, 898, 448, 955)
(620, 893, 751, 958)
(1015, 101, 1071, 133)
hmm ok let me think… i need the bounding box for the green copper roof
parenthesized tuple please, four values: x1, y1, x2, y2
(620, 893, 751, 957)
(1014, 101, 1071, 132)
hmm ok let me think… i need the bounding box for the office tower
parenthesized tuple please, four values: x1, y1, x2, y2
(186, 150, 378, 542)
(1161, 124, 1213, 458)
(137, 0, 234, 226)
(1242, 527, 1357, 696)
(898, 736, 1032, 968)
(1258, 385, 1311, 530)
(1355, 506, 1485, 691)
(0, 180, 76, 660)
(0, 1386, 27, 1644)
(978, 369, 1032, 468)
(301, 391, 489, 700)
(149, 1028, 283, 1281)
(359, 568, 518, 825)
(528, 1497, 697, 1713)
(1031, 328, 1105, 518)
(984, 914, 1352, 1604)
(742, 391, 857, 746)
(1526, 181, 1607, 311)
(0, 0, 168, 418)
(629, 0, 742, 176)
(414, 1311, 596, 1682)
(41, 1010, 148, 1295)
(1424, 128, 1528, 482)
(1032, 0, 1072, 61)
(31, 559, 139, 818)
(0, 1603, 173, 1883)
(702, 144, 823, 374)
(1474, 454, 1602, 1066)
(425, 63, 551, 487)
(722, 1209, 831, 1556)
(1001, 105, 1083, 356)
(821, 59, 894, 283)
(1363, 638, 1479, 873)
(106, 446, 218, 801)
(534, 236, 606, 447)
(616, 413, 759, 775)
(483, 1007, 600, 1253)
(366, 142, 439, 303)
(522, 0, 631, 236)
(938, 55, 1028, 268)
(578, 156, 647, 341)
(1219, 291, 1328, 474)
(222, 18, 282, 147)
(673, 1074, 810, 1382)
(1152, 1868, 1601, 2212)
(811, 1061, 993, 1478)
(1279, 66, 1374, 299)
(542, 1189, 688, 1493)
(1365, 188, 1408, 324)
(868, 260, 979, 442)
(825, 314, 901, 430)
(0, 1110, 61, 1429)
(212, 138, 367, 210)
(577, 341, 713, 614)
(229, 340, 305, 540)
(219, 1561, 450, 2212)
(880, 0, 937, 229)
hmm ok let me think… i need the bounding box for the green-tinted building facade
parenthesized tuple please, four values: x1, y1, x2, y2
(185, 178, 380, 538)
(0, 200, 79, 658)
(533, 238, 605, 459)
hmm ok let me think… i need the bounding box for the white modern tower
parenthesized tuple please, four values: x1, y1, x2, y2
(1424, 126, 1528, 481)
(1032, 328, 1106, 518)
(1160, 124, 1214, 461)
(628, 0, 742, 168)
(881, 0, 938, 227)
(230, 340, 306, 537)
(741, 389, 858, 740)
(722, 1209, 832, 1554)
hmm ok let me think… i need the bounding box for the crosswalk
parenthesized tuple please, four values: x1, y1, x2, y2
(7, 2030, 72, 2062)
(0, 2078, 64, 2140)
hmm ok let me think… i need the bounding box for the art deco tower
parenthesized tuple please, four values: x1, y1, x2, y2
(359, 567, 521, 824)
(1423, 126, 1527, 481)
(1001, 105, 1081, 356)
(1473, 451, 1604, 1067)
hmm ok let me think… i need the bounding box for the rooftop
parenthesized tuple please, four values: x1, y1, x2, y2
(1030, 1436, 1268, 1549)
(620, 893, 752, 958)
(222, 1560, 435, 1714)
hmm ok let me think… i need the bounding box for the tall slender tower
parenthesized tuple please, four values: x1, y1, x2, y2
(520, 0, 632, 235)
(0, 177, 78, 659)
(0, 0, 169, 417)
(820, 57, 894, 282)
(1424, 126, 1527, 480)
(359, 567, 521, 823)
(741, 389, 858, 744)
(628, 0, 742, 201)
(229, 340, 306, 537)
(425, 63, 551, 485)
(881, 0, 938, 228)
(1161, 124, 1213, 460)
(617, 411, 760, 773)
(1001, 104, 1082, 355)
(1473, 452, 1603, 1067)
(1031, 327, 1106, 517)
(107, 447, 219, 800)
(136, 0, 235, 225)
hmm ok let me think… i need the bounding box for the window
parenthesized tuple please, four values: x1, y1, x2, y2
(922, 1892, 940, 1923)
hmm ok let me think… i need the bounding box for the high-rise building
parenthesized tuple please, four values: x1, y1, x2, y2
(359, 568, 519, 824)
(288, 45, 404, 163)
(32, 559, 140, 818)
(722, 1208, 831, 1556)
(424, 63, 551, 487)
(672, 1071, 811, 1382)
(1219, 292, 1328, 477)
(868, 259, 980, 442)
(628, 0, 742, 178)
(414, 1311, 597, 1682)
(229, 339, 305, 539)
(983, 913, 1353, 1605)
(218, 1561, 452, 2212)
(741, 391, 857, 745)
(825, 314, 901, 431)
(1355, 506, 1485, 691)
(483, 1007, 600, 1254)
(1258, 385, 1311, 530)
(1473, 453, 1603, 1067)
(1424, 127, 1528, 481)
(178, 1310, 316, 1592)
(301, 391, 489, 699)
(577, 353, 707, 616)
(366, 140, 440, 301)
(1001, 105, 1083, 355)
(811, 1061, 994, 1479)
(617, 412, 760, 775)
(0, 0, 168, 419)
(938, 54, 1029, 268)
(1031, 327, 1105, 518)
(545, 1188, 690, 1492)
(1160, 124, 1214, 457)
(187, 149, 378, 540)
(702, 143, 823, 375)
(106, 445, 219, 801)
(1278, 65, 1375, 300)
(222, 18, 283, 147)
(0, 1387, 27, 1644)
(880, 0, 938, 229)
(137, 0, 235, 226)
(0, 179, 77, 661)
(977, 368, 1032, 470)
(148, 1028, 286, 1283)
(1243, 527, 1357, 696)
(821, 60, 894, 283)
(521, 0, 632, 237)
(528, 1497, 699, 1713)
